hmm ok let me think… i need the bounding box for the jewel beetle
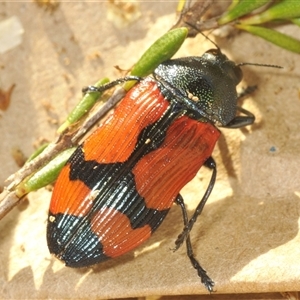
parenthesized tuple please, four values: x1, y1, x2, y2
(47, 47, 256, 292)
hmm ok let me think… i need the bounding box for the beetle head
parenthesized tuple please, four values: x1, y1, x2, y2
(153, 48, 243, 126)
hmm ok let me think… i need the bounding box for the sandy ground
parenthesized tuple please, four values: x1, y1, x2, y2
(0, 1, 300, 299)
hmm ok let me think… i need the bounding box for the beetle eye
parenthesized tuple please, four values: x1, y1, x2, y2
(205, 49, 220, 56)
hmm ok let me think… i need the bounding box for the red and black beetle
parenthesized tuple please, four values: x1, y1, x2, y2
(47, 48, 255, 292)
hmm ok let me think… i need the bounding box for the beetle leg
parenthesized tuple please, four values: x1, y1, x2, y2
(174, 156, 216, 250)
(237, 85, 257, 100)
(82, 76, 142, 94)
(221, 86, 257, 129)
(175, 194, 215, 292)
(223, 106, 255, 128)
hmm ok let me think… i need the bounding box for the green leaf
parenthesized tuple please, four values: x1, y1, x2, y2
(58, 28, 188, 133)
(241, 0, 300, 24)
(16, 147, 76, 196)
(218, 0, 270, 25)
(130, 27, 188, 77)
(125, 27, 188, 90)
(26, 143, 49, 162)
(57, 77, 110, 133)
(227, 0, 240, 12)
(236, 24, 300, 53)
(292, 17, 300, 26)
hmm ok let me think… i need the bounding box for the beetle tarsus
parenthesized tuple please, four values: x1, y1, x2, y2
(189, 255, 215, 292)
(175, 194, 214, 292)
(173, 227, 188, 250)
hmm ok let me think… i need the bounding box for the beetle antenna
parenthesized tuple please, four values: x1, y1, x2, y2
(199, 30, 220, 50)
(184, 22, 283, 70)
(184, 21, 220, 50)
(237, 62, 283, 69)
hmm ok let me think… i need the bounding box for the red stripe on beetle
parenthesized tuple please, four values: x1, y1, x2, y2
(90, 207, 152, 258)
(50, 79, 169, 217)
(83, 80, 169, 164)
(132, 116, 220, 211)
(49, 164, 93, 216)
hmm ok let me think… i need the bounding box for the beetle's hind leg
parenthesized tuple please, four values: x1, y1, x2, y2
(175, 157, 216, 249)
(175, 194, 214, 292)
